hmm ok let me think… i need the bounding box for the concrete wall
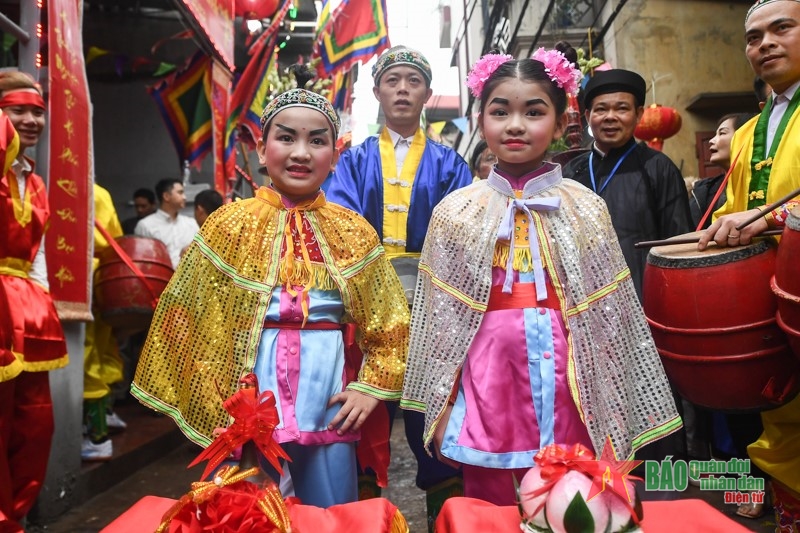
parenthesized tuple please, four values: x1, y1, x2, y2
(31, 323, 85, 522)
(602, 0, 755, 176)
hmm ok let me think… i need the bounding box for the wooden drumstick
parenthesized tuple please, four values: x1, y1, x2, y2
(634, 229, 783, 249)
(735, 186, 800, 231)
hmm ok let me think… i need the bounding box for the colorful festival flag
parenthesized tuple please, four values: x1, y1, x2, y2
(222, 30, 279, 181)
(211, 59, 232, 194)
(147, 51, 213, 168)
(328, 68, 355, 112)
(223, 0, 292, 176)
(313, 0, 391, 77)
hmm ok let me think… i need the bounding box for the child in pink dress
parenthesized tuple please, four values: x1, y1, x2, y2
(401, 50, 682, 505)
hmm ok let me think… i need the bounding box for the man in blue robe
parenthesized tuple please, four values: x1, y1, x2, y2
(325, 46, 472, 530)
(326, 46, 472, 255)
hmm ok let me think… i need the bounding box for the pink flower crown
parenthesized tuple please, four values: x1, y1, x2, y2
(465, 48, 583, 99)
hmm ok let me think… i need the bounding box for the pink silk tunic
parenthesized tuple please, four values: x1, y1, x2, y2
(439, 164, 593, 469)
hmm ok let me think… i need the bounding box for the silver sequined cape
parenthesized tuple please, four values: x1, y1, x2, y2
(400, 166, 682, 460)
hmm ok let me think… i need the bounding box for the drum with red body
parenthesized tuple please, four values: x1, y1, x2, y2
(772, 208, 800, 357)
(643, 234, 800, 411)
(94, 236, 173, 336)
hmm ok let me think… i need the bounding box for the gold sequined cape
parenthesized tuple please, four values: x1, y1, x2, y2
(131, 188, 410, 447)
(400, 174, 682, 460)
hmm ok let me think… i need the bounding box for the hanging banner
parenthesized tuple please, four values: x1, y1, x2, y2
(46, 0, 94, 320)
(176, 0, 235, 72)
(211, 58, 232, 195)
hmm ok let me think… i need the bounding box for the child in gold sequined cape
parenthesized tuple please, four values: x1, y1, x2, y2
(132, 68, 410, 508)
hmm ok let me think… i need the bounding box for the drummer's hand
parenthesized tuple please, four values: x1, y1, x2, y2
(327, 390, 379, 435)
(697, 209, 767, 251)
(432, 405, 461, 470)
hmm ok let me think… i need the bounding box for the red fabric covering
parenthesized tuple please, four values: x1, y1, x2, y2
(434, 497, 754, 532)
(289, 497, 402, 530)
(100, 496, 173, 533)
(101, 495, 404, 533)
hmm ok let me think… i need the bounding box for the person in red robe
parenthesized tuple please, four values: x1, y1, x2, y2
(0, 71, 68, 532)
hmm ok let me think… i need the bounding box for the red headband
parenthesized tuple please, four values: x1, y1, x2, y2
(0, 90, 46, 110)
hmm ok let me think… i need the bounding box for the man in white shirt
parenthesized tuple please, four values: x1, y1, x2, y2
(134, 178, 198, 269)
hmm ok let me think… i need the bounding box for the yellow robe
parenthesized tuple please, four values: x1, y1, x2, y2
(719, 109, 800, 493)
(714, 111, 800, 221)
(83, 184, 125, 400)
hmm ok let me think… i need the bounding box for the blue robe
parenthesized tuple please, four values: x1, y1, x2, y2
(324, 135, 473, 252)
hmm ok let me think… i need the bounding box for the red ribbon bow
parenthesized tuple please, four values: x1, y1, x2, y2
(189, 374, 290, 481)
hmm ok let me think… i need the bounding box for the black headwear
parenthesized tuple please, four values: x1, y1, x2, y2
(582, 69, 647, 109)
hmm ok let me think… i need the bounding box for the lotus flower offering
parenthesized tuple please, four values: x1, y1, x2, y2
(518, 441, 644, 533)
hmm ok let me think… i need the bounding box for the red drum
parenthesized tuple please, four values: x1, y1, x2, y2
(643, 233, 800, 412)
(94, 236, 173, 336)
(772, 207, 800, 357)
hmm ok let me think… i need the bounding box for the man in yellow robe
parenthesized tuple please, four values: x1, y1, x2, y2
(81, 184, 126, 461)
(699, 1, 800, 527)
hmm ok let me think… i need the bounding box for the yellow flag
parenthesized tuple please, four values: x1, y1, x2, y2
(430, 121, 447, 135)
(86, 46, 110, 65)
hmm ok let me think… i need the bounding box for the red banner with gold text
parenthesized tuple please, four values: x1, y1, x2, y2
(46, 0, 93, 320)
(211, 58, 232, 195)
(177, 0, 235, 72)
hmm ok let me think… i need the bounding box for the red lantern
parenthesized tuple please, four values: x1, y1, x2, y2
(235, 0, 279, 20)
(634, 103, 682, 151)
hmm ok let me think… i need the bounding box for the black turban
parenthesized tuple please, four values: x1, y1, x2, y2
(582, 69, 647, 109)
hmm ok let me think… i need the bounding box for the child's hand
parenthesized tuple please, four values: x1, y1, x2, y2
(327, 390, 380, 435)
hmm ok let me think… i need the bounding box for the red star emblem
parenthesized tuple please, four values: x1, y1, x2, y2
(573, 436, 643, 503)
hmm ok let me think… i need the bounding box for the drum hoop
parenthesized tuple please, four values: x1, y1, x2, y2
(787, 210, 800, 232)
(647, 239, 771, 269)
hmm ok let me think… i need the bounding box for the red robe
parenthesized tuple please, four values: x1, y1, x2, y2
(0, 112, 67, 525)
(0, 160, 68, 380)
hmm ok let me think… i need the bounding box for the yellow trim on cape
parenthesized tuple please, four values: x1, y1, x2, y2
(0, 357, 24, 382)
(0, 257, 31, 278)
(716, 109, 800, 224)
(379, 128, 426, 257)
(0, 352, 69, 383)
(277, 259, 336, 291)
(259, 188, 337, 292)
(21, 354, 69, 372)
(389, 509, 410, 533)
(3, 120, 19, 177)
(8, 167, 33, 228)
(492, 243, 534, 272)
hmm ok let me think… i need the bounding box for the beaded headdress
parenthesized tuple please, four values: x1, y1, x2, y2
(372, 45, 432, 86)
(260, 88, 340, 139)
(747, 0, 800, 21)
